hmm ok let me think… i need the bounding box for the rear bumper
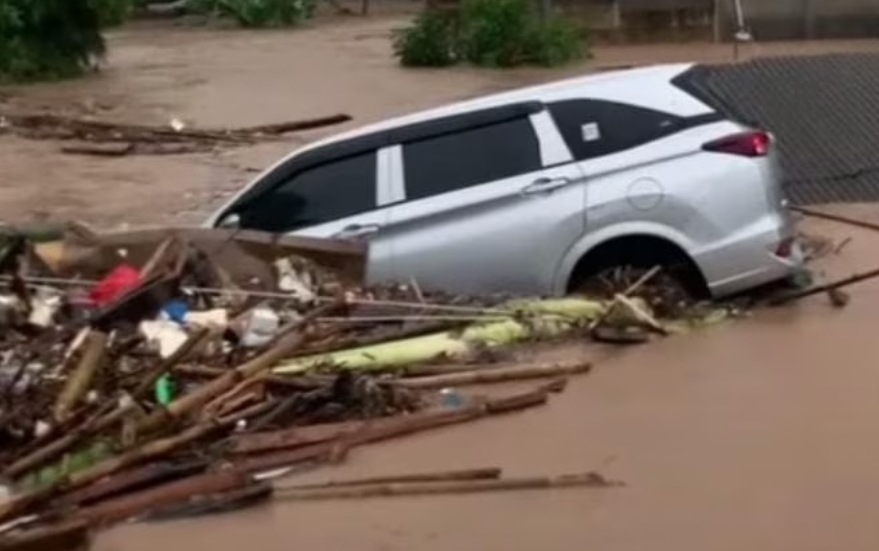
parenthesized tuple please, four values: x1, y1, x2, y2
(699, 212, 805, 298)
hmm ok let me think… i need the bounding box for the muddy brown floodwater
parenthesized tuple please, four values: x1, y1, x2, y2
(4, 16, 879, 550)
(91, 206, 879, 551)
(3, 17, 879, 226)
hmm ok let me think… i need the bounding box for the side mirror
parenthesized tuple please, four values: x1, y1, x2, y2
(217, 212, 240, 229)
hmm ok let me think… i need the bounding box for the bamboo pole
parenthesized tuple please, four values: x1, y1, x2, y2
(276, 472, 622, 501)
(771, 266, 879, 304)
(0, 520, 91, 551)
(588, 265, 660, 331)
(233, 406, 486, 474)
(394, 361, 592, 389)
(53, 330, 109, 423)
(4, 328, 211, 479)
(229, 419, 365, 455)
(0, 402, 270, 523)
(277, 467, 502, 491)
(234, 385, 552, 473)
(134, 301, 340, 436)
(73, 470, 249, 526)
(791, 205, 879, 233)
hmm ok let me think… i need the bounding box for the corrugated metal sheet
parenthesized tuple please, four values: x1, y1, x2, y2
(693, 54, 879, 205)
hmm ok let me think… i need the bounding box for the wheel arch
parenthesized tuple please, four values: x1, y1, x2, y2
(554, 223, 709, 296)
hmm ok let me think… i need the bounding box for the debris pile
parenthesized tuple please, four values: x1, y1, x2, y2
(0, 112, 352, 156)
(0, 224, 696, 549)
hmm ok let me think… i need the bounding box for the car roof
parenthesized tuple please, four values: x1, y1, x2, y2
(298, 62, 702, 155)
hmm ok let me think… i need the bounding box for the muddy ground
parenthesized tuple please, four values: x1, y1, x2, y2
(4, 15, 879, 551)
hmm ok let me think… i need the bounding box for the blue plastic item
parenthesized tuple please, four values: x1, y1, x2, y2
(162, 300, 188, 324)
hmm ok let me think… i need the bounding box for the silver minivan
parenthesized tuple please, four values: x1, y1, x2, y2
(206, 63, 803, 299)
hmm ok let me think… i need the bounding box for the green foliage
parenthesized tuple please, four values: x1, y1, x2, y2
(521, 16, 582, 66)
(394, 0, 583, 69)
(392, 11, 456, 67)
(89, 0, 133, 27)
(190, 0, 316, 27)
(0, 0, 106, 82)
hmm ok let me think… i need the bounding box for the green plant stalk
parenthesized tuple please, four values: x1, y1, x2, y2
(274, 298, 609, 374)
(16, 440, 112, 492)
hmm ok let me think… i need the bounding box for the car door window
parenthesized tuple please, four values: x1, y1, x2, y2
(236, 151, 377, 233)
(548, 99, 687, 161)
(401, 117, 542, 201)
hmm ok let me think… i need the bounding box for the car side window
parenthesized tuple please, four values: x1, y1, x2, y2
(401, 117, 542, 201)
(236, 151, 377, 233)
(548, 99, 685, 161)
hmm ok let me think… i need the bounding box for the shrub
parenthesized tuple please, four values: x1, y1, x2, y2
(89, 0, 133, 27)
(190, 0, 316, 27)
(392, 11, 456, 67)
(394, 0, 583, 69)
(521, 16, 582, 66)
(0, 0, 106, 82)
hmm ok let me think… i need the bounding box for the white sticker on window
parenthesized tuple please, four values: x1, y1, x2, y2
(581, 122, 601, 142)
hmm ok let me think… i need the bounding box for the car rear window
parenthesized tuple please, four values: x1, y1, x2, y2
(547, 99, 692, 161)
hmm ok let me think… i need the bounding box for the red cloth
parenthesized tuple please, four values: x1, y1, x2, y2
(88, 264, 141, 306)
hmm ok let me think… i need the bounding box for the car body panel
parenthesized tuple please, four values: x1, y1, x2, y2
(381, 114, 585, 295)
(205, 63, 802, 299)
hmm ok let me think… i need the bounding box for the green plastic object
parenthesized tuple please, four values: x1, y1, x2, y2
(155, 375, 174, 405)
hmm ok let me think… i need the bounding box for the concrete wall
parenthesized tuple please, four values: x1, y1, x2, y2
(722, 0, 879, 40)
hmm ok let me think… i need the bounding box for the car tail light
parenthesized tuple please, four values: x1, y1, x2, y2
(774, 236, 794, 258)
(702, 131, 770, 157)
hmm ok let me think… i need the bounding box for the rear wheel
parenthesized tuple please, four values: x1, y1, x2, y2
(573, 265, 691, 317)
(567, 236, 708, 318)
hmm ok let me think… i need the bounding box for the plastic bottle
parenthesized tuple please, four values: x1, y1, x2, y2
(438, 387, 464, 409)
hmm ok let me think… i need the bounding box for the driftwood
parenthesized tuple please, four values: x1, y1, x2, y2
(6, 113, 351, 145)
(771, 266, 879, 304)
(276, 472, 622, 501)
(791, 205, 879, 233)
(61, 142, 134, 157)
(10, 112, 352, 157)
(588, 266, 659, 327)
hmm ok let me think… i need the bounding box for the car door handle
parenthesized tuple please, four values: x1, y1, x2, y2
(521, 177, 571, 196)
(333, 223, 381, 240)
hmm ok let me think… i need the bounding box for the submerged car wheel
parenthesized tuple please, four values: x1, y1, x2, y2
(572, 264, 694, 318)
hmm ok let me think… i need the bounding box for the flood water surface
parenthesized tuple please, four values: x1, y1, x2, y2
(95, 210, 879, 551)
(4, 20, 879, 550)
